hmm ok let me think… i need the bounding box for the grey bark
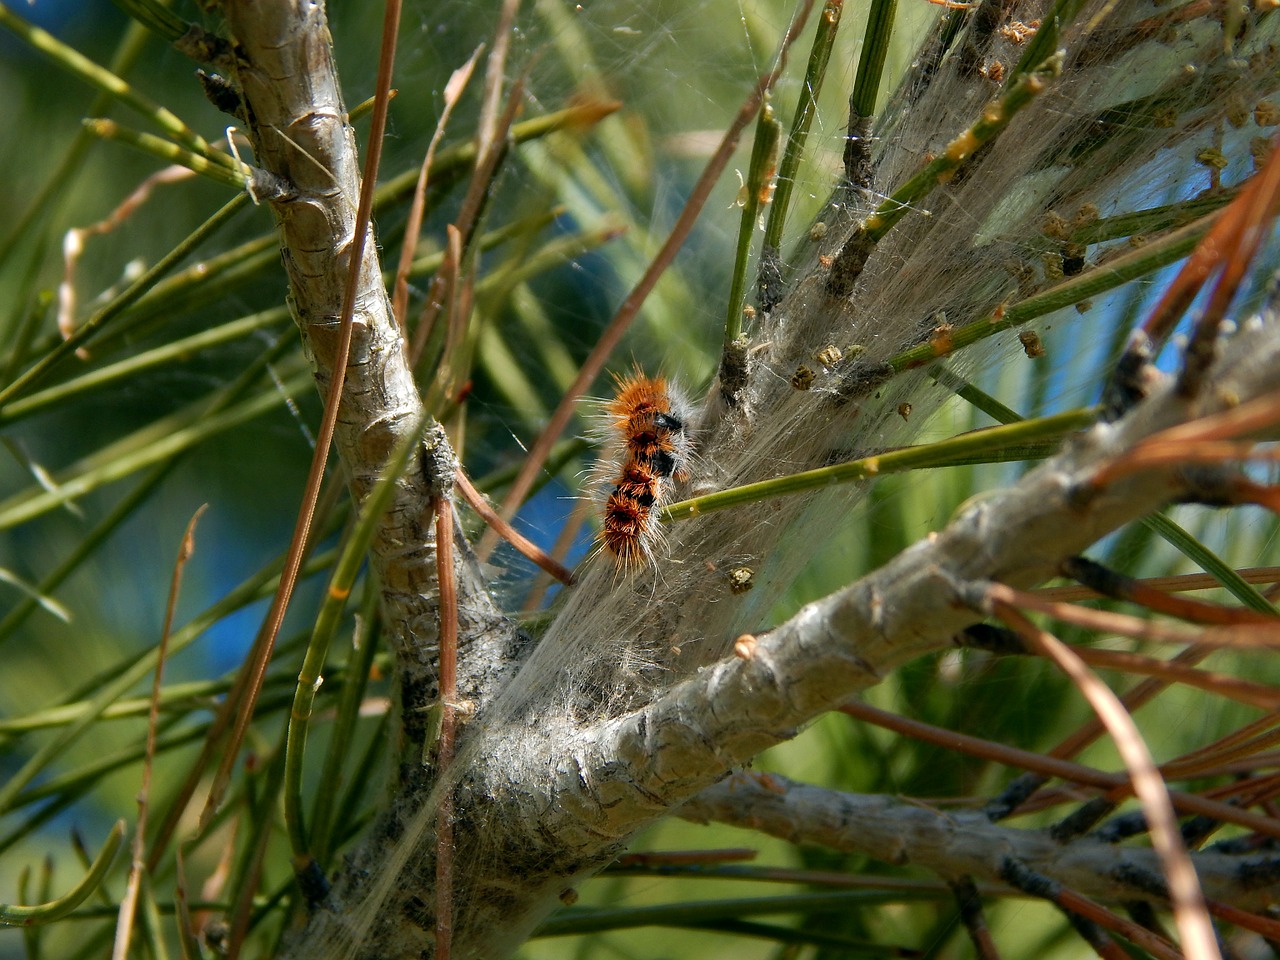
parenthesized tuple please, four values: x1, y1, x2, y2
(220, 0, 522, 776)
(682, 774, 1280, 914)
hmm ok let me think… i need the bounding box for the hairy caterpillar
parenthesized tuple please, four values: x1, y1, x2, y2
(597, 370, 693, 569)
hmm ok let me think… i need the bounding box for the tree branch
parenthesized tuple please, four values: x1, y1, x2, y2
(219, 1, 520, 767)
(531, 316, 1280, 847)
(294, 315, 1280, 958)
(681, 773, 1280, 914)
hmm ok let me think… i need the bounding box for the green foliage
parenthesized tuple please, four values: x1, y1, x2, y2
(0, 1, 1278, 958)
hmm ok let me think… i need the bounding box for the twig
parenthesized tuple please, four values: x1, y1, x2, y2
(843, 700, 1280, 839)
(681, 773, 1280, 914)
(1060, 556, 1280, 625)
(991, 599, 1219, 960)
(454, 467, 574, 585)
(1000, 858, 1177, 960)
(113, 505, 207, 960)
(950, 876, 1001, 960)
(391, 46, 483, 332)
(434, 498, 460, 960)
(1038, 566, 1280, 604)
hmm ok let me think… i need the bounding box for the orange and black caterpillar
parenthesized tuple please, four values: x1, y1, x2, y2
(597, 370, 692, 569)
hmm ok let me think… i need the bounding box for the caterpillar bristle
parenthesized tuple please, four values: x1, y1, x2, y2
(596, 369, 692, 570)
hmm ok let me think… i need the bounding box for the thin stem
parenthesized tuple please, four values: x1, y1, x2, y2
(0, 822, 125, 924)
(113, 507, 205, 960)
(434, 496, 459, 960)
(724, 98, 780, 347)
(82, 119, 249, 189)
(662, 406, 1096, 522)
(0, 2, 222, 160)
(308, 577, 381, 868)
(284, 416, 426, 862)
(762, 0, 843, 254)
(454, 468, 574, 585)
(0, 194, 249, 408)
(849, 0, 897, 119)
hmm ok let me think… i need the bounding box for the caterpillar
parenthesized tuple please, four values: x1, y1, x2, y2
(597, 370, 693, 569)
